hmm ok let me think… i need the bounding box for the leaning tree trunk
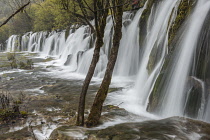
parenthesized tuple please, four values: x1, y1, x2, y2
(86, 0, 124, 127)
(76, 33, 103, 126)
(76, 0, 109, 126)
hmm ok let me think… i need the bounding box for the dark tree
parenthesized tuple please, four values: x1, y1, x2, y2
(76, 0, 110, 126)
(86, 0, 124, 127)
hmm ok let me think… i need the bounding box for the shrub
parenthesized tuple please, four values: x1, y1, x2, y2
(7, 53, 15, 61)
(26, 59, 33, 69)
(0, 91, 28, 123)
(19, 59, 33, 69)
(19, 61, 26, 69)
(10, 60, 18, 69)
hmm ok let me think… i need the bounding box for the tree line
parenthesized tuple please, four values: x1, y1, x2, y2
(0, 0, 92, 44)
(0, 0, 136, 44)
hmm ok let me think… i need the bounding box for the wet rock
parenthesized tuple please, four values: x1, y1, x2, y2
(102, 105, 129, 118)
(86, 117, 210, 140)
(77, 51, 84, 64)
(123, 20, 132, 27)
(50, 117, 210, 140)
(64, 54, 72, 66)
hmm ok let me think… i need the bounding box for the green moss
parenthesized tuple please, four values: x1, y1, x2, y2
(65, 26, 71, 40)
(147, 0, 197, 112)
(139, 0, 157, 46)
(0, 109, 19, 122)
(108, 88, 119, 93)
(14, 100, 22, 104)
(44, 57, 54, 62)
(2, 74, 7, 77)
(147, 46, 158, 74)
(168, 0, 195, 46)
(20, 111, 28, 117)
(147, 73, 163, 112)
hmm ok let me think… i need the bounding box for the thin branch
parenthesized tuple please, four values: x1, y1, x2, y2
(97, 0, 129, 12)
(28, 121, 38, 140)
(68, 10, 95, 32)
(76, 0, 95, 32)
(83, 0, 94, 13)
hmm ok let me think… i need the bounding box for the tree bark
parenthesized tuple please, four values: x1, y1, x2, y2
(86, 0, 124, 127)
(76, 0, 109, 126)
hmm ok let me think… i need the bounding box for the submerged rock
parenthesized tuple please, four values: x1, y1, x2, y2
(50, 117, 210, 140)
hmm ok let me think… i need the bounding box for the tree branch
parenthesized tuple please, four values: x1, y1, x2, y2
(0, 1, 30, 28)
(68, 10, 95, 32)
(97, 0, 129, 12)
(83, 0, 94, 13)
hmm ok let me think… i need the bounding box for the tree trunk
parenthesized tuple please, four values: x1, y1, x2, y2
(76, 0, 109, 126)
(86, 0, 124, 127)
(76, 33, 103, 126)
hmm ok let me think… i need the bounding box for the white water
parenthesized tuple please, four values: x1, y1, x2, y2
(119, 0, 180, 115)
(5, 0, 210, 123)
(159, 0, 210, 117)
(6, 35, 20, 52)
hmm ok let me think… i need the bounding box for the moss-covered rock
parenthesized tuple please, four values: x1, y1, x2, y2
(147, 0, 197, 112)
(85, 117, 210, 140)
(124, 0, 147, 11)
(139, 0, 158, 47)
(168, 0, 196, 46)
(65, 26, 71, 40)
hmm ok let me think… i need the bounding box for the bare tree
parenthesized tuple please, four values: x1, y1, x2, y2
(76, 0, 110, 126)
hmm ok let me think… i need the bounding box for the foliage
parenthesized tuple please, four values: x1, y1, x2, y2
(7, 52, 16, 61)
(19, 59, 33, 69)
(9, 12, 33, 35)
(7, 52, 34, 69)
(32, 1, 56, 31)
(10, 60, 18, 69)
(0, 0, 133, 44)
(0, 0, 95, 43)
(0, 24, 10, 44)
(0, 91, 28, 123)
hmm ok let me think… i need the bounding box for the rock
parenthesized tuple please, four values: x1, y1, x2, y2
(64, 54, 72, 66)
(86, 117, 210, 140)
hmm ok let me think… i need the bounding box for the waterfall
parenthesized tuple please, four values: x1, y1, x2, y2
(119, 0, 180, 115)
(158, 0, 210, 117)
(113, 9, 144, 77)
(6, 35, 20, 52)
(5, 0, 210, 123)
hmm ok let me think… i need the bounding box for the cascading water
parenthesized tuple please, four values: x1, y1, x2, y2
(6, 10, 143, 77)
(6, 35, 20, 52)
(119, 0, 180, 115)
(113, 9, 143, 77)
(5, 0, 210, 123)
(157, 0, 210, 118)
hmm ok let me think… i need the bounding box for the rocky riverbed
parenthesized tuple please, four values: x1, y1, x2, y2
(0, 52, 210, 140)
